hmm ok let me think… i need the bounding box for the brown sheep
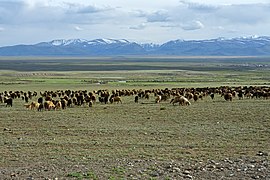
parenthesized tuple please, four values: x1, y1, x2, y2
(111, 96, 122, 104)
(185, 93, 194, 100)
(224, 93, 233, 101)
(26, 101, 40, 110)
(24, 104, 31, 109)
(55, 101, 62, 110)
(44, 101, 55, 110)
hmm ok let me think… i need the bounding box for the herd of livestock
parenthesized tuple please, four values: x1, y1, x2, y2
(0, 85, 269, 111)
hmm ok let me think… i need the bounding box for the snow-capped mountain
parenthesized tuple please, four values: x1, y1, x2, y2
(36, 38, 131, 47)
(1, 36, 270, 56)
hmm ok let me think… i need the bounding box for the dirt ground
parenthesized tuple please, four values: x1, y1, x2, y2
(0, 155, 269, 179)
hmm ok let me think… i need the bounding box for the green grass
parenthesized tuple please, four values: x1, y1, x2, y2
(0, 56, 269, 90)
(0, 56, 269, 178)
(1, 95, 269, 176)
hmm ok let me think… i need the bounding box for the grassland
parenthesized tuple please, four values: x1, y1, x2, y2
(0, 56, 269, 179)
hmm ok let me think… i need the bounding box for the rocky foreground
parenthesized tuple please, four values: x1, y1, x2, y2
(1, 154, 269, 179)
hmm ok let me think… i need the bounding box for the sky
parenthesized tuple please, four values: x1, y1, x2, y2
(0, 0, 270, 46)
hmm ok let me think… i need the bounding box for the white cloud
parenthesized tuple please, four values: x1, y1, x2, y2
(74, 26, 83, 31)
(179, 0, 220, 12)
(146, 10, 170, 22)
(129, 23, 146, 30)
(180, 20, 204, 30)
(216, 4, 270, 24)
(0, 0, 270, 46)
(64, 3, 113, 14)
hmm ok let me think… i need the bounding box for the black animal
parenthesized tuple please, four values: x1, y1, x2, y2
(38, 103, 44, 111)
(99, 96, 109, 104)
(4, 98, 13, 107)
(135, 95, 139, 103)
(24, 96, 29, 103)
(38, 97, 43, 104)
(210, 93, 215, 100)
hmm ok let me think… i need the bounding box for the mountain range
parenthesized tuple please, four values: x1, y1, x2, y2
(1, 36, 270, 56)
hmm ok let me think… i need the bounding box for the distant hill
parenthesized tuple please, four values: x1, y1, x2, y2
(1, 36, 270, 56)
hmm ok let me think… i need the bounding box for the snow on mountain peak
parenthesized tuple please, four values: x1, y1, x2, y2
(87, 38, 130, 45)
(50, 39, 88, 46)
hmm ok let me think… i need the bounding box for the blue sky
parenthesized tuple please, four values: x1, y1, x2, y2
(0, 0, 270, 46)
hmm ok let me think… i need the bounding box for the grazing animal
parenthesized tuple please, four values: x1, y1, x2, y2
(89, 100, 93, 107)
(24, 96, 29, 103)
(179, 96, 191, 106)
(38, 103, 44, 111)
(60, 99, 67, 109)
(29, 101, 40, 110)
(155, 95, 162, 103)
(224, 93, 233, 101)
(185, 93, 193, 100)
(37, 97, 43, 104)
(111, 96, 122, 104)
(238, 91, 244, 100)
(67, 99, 73, 107)
(24, 104, 31, 109)
(76, 95, 84, 106)
(4, 98, 13, 107)
(170, 96, 191, 106)
(99, 96, 109, 104)
(44, 101, 55, 110)
(0, 95, 3, 103)
(91, 95, 96, 103)
(210, 93, 215, 100)
(145, 92, 150, 100)
(55, 101, 62, 110)
(134, 95, 139, 103)
(193, 94, 199, 102)
(161, 94, 169, 101)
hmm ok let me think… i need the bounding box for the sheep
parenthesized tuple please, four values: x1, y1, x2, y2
(224, 93, 233, 101)
(193, 94, 199, 102)
(185, 92, 193, 100)
(161, 94, 170, 101)
(111, 96, 122, 104)
(134, 95, 139, 103)
(89, 100, 93, 107)
(145, 92, 150, 100)
(55, 101, 62, 110)
(37, 97, 43, 104)
(24, 104, 31, 109)
(60, 99, 67, 109)
(210, 93, 215, 100)
(237, 91, 244, 100)
(44, 101, 55, 110)
(91, 95, 96, 103)
(38, 103, 44, 111)
(24, 96, 29, 103)
(26, 101, 40, 110)
(155, 95, 162, 103)
(170, 96, 191, 106)
(67, 98, 73, 107)
(4, 98, 13, 107)
(179, 96, 191, 106)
